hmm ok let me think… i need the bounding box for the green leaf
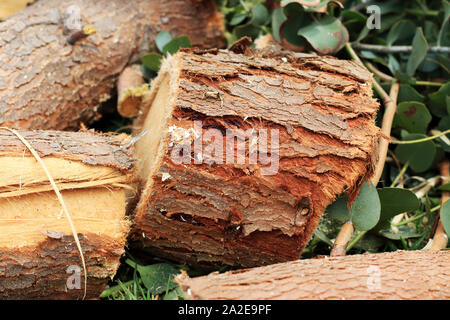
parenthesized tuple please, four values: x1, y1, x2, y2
(155, 31, 172, 53)
(441, 199, 450, 237)
(439, 182, 450, 191)
(386, 20, 415, 45)
(428, 82, 450, 118)
(350, 181, 381, 231)
(378, 188, 420, 223)
(233, 23, 261, 40)
(406, 28, 428, 76)
(326, 197, 350, 223)
(162, 36, 191, 55)
(250, 4, 269, 26)
(297, 15, 349, 54)
(379, 225, 422, 240)
(397, 85, 425, 103)
(141, 53, 163, 72)
(135, 263, 179, 295)
(394, 133, 436, 172)
(281, 15, 310, 48)
(229, 13, 247, 26)
(272, 7, 287, 42)
(394, 101, 432, 134)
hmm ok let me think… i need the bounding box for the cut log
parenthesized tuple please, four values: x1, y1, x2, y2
(117, 64, 147, 118)
(129, 48, 380, 268)
(176, 250, 450, 300)
(0, 130, 134, 299)
(0, 0, 225, 130)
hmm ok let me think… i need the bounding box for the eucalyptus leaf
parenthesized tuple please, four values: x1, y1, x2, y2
(250, 4, 269, 26)
(350, 181, 381, 231)
(439, 183, 450, 191)
(234, 23, 261, 40)
(162, 36, 191, 55)
(326, 197, 350, 223)
(397, 85, 425, 103)
(406, 28, 428, 76)
(378, 188, 420, 222)
(155, 31, 172, 53)
(395, 133, 436, 172)
(230, 13, 247, 26)
(386, 20, 415, 45)
(141, 53, 163, 72)
(428, 82, 450, 118)
(271, 7, 286, 42)
(297, 15, 349, 54)
(442, 199, 450, 237)
(135, 263, 180, 295)
(394, 101, 432, 134)
(379, 225, 422, 240)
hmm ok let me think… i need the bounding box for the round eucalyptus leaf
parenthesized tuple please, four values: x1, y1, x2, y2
(394, 101, 432, 134)
(325, 197, 350, 223)
(378, 188, 420, 222)
(162, 36, 191, 55)
(229, 13, 247, 26)
(155, 31, 172, 53)
(272, 7, 286, 42)
(350, 181, 381, 231)
(297, 15, 349, 54)
(429, 82, 450, 118)
(250, 4, 269, 26)
(394, 133, 436, 173)
(141, 53, 163, 72)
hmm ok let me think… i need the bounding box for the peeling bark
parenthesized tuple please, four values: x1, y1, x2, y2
(130, 48, 380, 268)
(176, 250, 450, 300)
(0, 0, 225, 130)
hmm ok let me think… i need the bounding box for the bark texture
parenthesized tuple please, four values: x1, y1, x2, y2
(0, 233, 124, 300)
(0, 129, 134, 172)
(0, 0, 225, 130)
(130, 48, 380, 268)
(177, 250, 450, 300)
(0, 129, 134, 299)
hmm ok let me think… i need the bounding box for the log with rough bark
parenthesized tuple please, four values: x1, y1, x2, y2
(129, 48, 380, 268)
(0, 130, 134, 299)
(176, 250, 450, 300)
(0, 0, 225, 130)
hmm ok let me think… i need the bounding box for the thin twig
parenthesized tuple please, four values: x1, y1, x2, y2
(390, 129, 450, 145)
(354, 43, 450, 54)
(0, 127, 87, 298)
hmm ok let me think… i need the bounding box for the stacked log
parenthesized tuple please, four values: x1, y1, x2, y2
(0, 0, 225, 130)
(129, 48, 380, 268)
(0, 130, 134, 299)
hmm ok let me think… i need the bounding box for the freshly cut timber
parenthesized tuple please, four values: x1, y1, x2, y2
(130, 48, 380, 268)
(0, 0, 225, 130)
(0, 130, 134, 299)
(176, 250, 450, 300)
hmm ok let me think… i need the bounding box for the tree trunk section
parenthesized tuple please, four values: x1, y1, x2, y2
(176, 250, 450, 300)
(129, 48, 380, 268)
(0, 129, 134, 299)
(0, 0, 225, 130)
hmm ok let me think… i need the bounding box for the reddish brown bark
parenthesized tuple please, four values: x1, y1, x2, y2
(177, 250, 450, 300)
(0, 0, 225, 130)
(130, 48, 380, 268)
